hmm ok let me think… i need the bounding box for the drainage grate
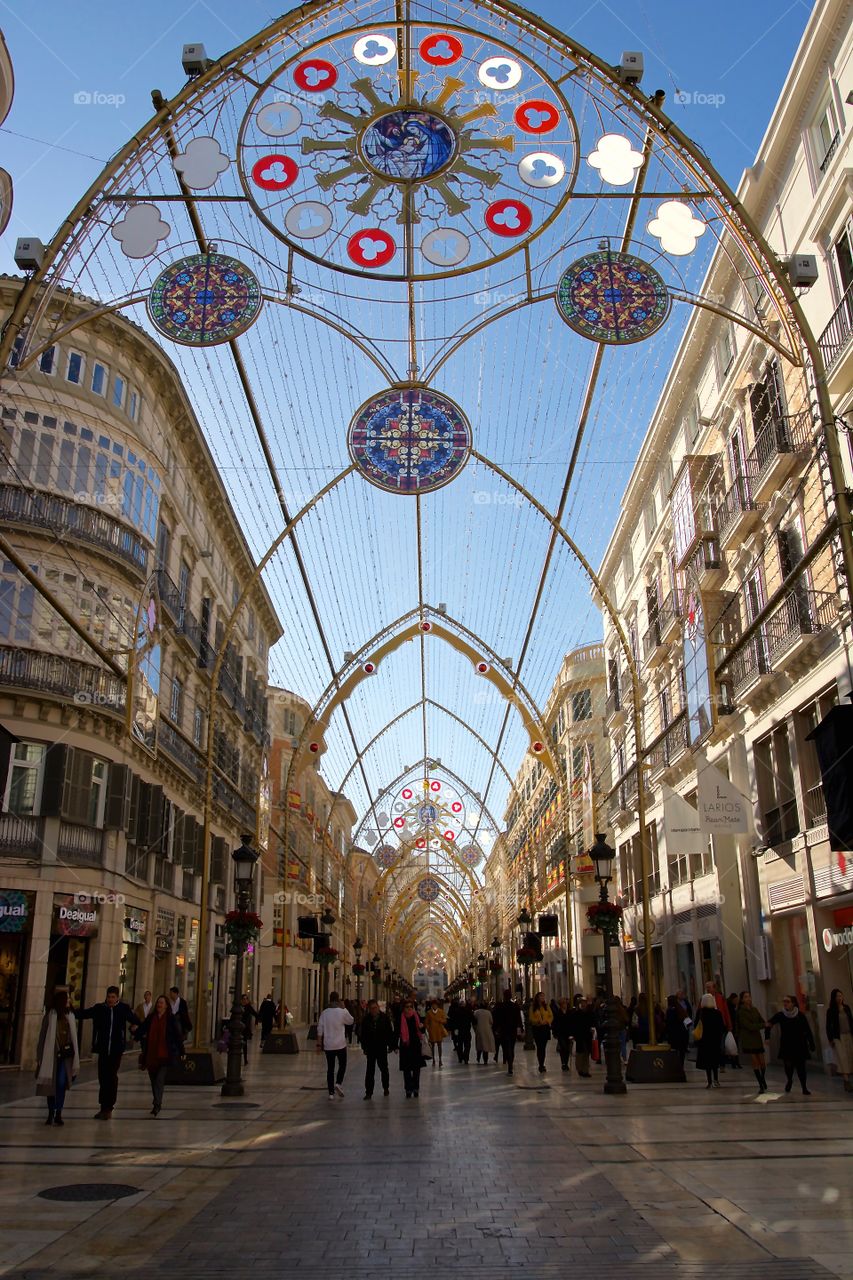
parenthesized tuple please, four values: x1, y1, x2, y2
(213, 1102, 260, 1109)
(38, 1183, 141, 1202)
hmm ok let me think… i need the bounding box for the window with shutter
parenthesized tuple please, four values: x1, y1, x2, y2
(146, 785, 165, 849)
(211, 835, 226, 883)
(40, 744, 68, 817)
(104, 764, 131, 830)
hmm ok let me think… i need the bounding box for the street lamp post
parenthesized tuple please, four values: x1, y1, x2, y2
(517, 908, 535, 1049)
(589, 832, 627, 1096)
(371, 953, 381, 1001)
(490, 934, 501, 1002)
(320, 905, 336, 1011)
(353, 936, 364, 1010)
(222, 836, 259, 1097)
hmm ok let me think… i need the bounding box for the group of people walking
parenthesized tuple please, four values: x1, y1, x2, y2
(35, 984, 192, 1123)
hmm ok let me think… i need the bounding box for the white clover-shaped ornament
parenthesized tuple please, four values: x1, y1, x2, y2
(587, 133, 644, 186)
(648, 200, 706, 255)
(111, 203, 170, 259)
(173, 136, 230, 189)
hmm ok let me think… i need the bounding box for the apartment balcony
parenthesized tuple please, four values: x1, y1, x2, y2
(727, 635, 773, 701)
(0, 483, 149, 577)
(764, 586, 837, 671)
(658, 589, 685, 644)
(746, 410, 811, 502)
(645, 710, 689, 777)
(819, 282, 853, 391)
(155, 569, 204, 658)
(158, 717, 205, 786)
(57, 821, 104, 867)
(713, 477, 763, 549)
(0, 645, 126, 714)
(605, 687, 627, 731)
(0, 812, 44, 857)
(685, 533, 725, 591)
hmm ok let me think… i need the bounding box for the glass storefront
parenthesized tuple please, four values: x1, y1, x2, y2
(46, 893, 99, 1012)
(119, 906, 149, 1008)
(0, 889, 35, 1063)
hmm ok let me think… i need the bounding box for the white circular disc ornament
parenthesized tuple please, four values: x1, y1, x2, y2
(353, 33, 397, 65)
(257, 101, 303, 137)
(518, 151, 566, 188)
(478, 56, 522, 89)
(421, 227, 471, 267)
(284, 201, 333, 240)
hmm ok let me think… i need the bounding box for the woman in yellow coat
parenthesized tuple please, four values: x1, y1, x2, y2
(529, 991, 554, 1073)
(425, 1000, 449, 1068)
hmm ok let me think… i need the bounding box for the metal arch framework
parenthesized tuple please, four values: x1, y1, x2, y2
(373, 828, 482, 904)
(1, 0, 849, 1033)
(353, 757, 503, 851)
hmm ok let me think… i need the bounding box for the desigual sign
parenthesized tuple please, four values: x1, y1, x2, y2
(53, 893, 100, 937)
(0, 889, 32, 934)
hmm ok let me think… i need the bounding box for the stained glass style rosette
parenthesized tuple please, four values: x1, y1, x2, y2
(555, 249, 669, 345)
(460, 844, 482, 868)
(348, 386, 471, 494)
(147, 252, 263, 346)
(417, 876, 441, 903)
(375, 842, 398, 869)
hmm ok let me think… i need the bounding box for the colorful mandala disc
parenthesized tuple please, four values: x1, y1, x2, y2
(555, 249, 669, 345)
(375, 843, 398, 868)
(147, 253, 262, 346)
(348, 387, 471, 495)
(417, 877, 441, 903)
(460, 845, 482, 867)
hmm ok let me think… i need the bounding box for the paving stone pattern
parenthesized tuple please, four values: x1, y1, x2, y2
(1, 1041, 850, 1279)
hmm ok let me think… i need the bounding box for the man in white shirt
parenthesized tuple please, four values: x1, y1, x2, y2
(316, 992, 354, 1099)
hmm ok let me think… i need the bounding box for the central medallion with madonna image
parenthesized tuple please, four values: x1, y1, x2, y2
(360, 109, 457, 182)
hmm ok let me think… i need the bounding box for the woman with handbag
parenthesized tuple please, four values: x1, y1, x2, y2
(136, 994, 184, 1115)
(529, 992, 553, 1074)
(397, 999, 425, 1098)
(35, 989, 79, 1125)
(425, 1000, 449, 1068)
(695, 993, 724, 1088)
(770, 994, 815, 1095)
(472, 1000, 496, 1065)
(825, 989, 853, 1092)
(737, 991, 769, 1093)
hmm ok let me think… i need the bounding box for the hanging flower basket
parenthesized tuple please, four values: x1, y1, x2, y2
(586, 901, 624, 935)
(352, 962, 366, 975)
(224, 910, 263, 947)
(516, 946, 539, 965)
(489, 961, 504, 974)
(315, 947, 339, 965)
(477, 968, 488, 980)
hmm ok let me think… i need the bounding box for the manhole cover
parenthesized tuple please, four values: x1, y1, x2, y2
(38, 1183, 141, 1202)
(213, 1102, 260, 1109)
(299, 1085, 328, 1091)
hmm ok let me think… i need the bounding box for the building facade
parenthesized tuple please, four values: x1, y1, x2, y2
(597, 0, 853, 1034)
(0, 278, 281, 1065)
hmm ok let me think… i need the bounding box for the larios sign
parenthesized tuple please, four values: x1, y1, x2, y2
(53, 893, 100, 938)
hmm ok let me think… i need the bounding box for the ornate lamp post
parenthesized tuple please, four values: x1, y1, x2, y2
(353, 936, 364, 1009)
(589, 832, 627, 1096)
(490, 934, 502, 1001)
(383, 962, 391, 1004)
(371, 953, 381, 1000)
(476, 951, 487, 997)
(517, 907, 535, 1049)
(222, 836, 259, 1097)
(319, 905, 336, 1011)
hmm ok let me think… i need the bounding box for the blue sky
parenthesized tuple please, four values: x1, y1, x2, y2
(0, 0, 815, 842)
(0, 0, 810, 267)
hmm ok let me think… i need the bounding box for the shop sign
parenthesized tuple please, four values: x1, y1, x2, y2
(0, 889, 32, 934)
(124, 906, 148, 941)
(823, 910, 853, 952)
(155, 907, 175, 953)
(53, 892, 99, 937)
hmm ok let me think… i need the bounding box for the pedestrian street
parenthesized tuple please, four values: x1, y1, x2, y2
(1, 1036, 852, 1280)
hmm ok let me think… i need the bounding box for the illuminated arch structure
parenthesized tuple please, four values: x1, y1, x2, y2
(2, 0, 850, 1034)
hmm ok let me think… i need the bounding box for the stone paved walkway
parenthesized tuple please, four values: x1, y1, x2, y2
(2, 1039, 851, 1279)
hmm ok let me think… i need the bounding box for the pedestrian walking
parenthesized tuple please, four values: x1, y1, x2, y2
(552, 996, 574, 1071)
(472, 1000, 495, 1064)
(136, 995, 183, 1116)
(770, 994, 815, 1095)
(397, 998, 424, 1098)
(360, 998, 395, 1099)
(529, 992, 553, 1073)
(79, 985, 140, 1119)
(825, 988, 853, 1092)
(664, 994, 689, 1068)
(736, 991, 769, 1093)
(695, 993, 724, 1088)
(257, 993, 277, 1045)
(492, 990, 523, 1075)
(316, 991, 354, 1099)
(446, 998, 463, 1060)
(725, 992, 743, 1068)
(571, 996, 595, 1077)
(35, 989, 79, 1126)
(134, 990, 153, 1023)
(425, 999, 449, 1067)
(456, 999, 474, 1065)
(168, 987, 193, 1042)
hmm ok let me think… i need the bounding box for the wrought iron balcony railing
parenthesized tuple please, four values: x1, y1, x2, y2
(0, 483, 148, 576)
(0, 645, 126, 711)
(746, 410, 811, 492)
(819, 281, 853, 372)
